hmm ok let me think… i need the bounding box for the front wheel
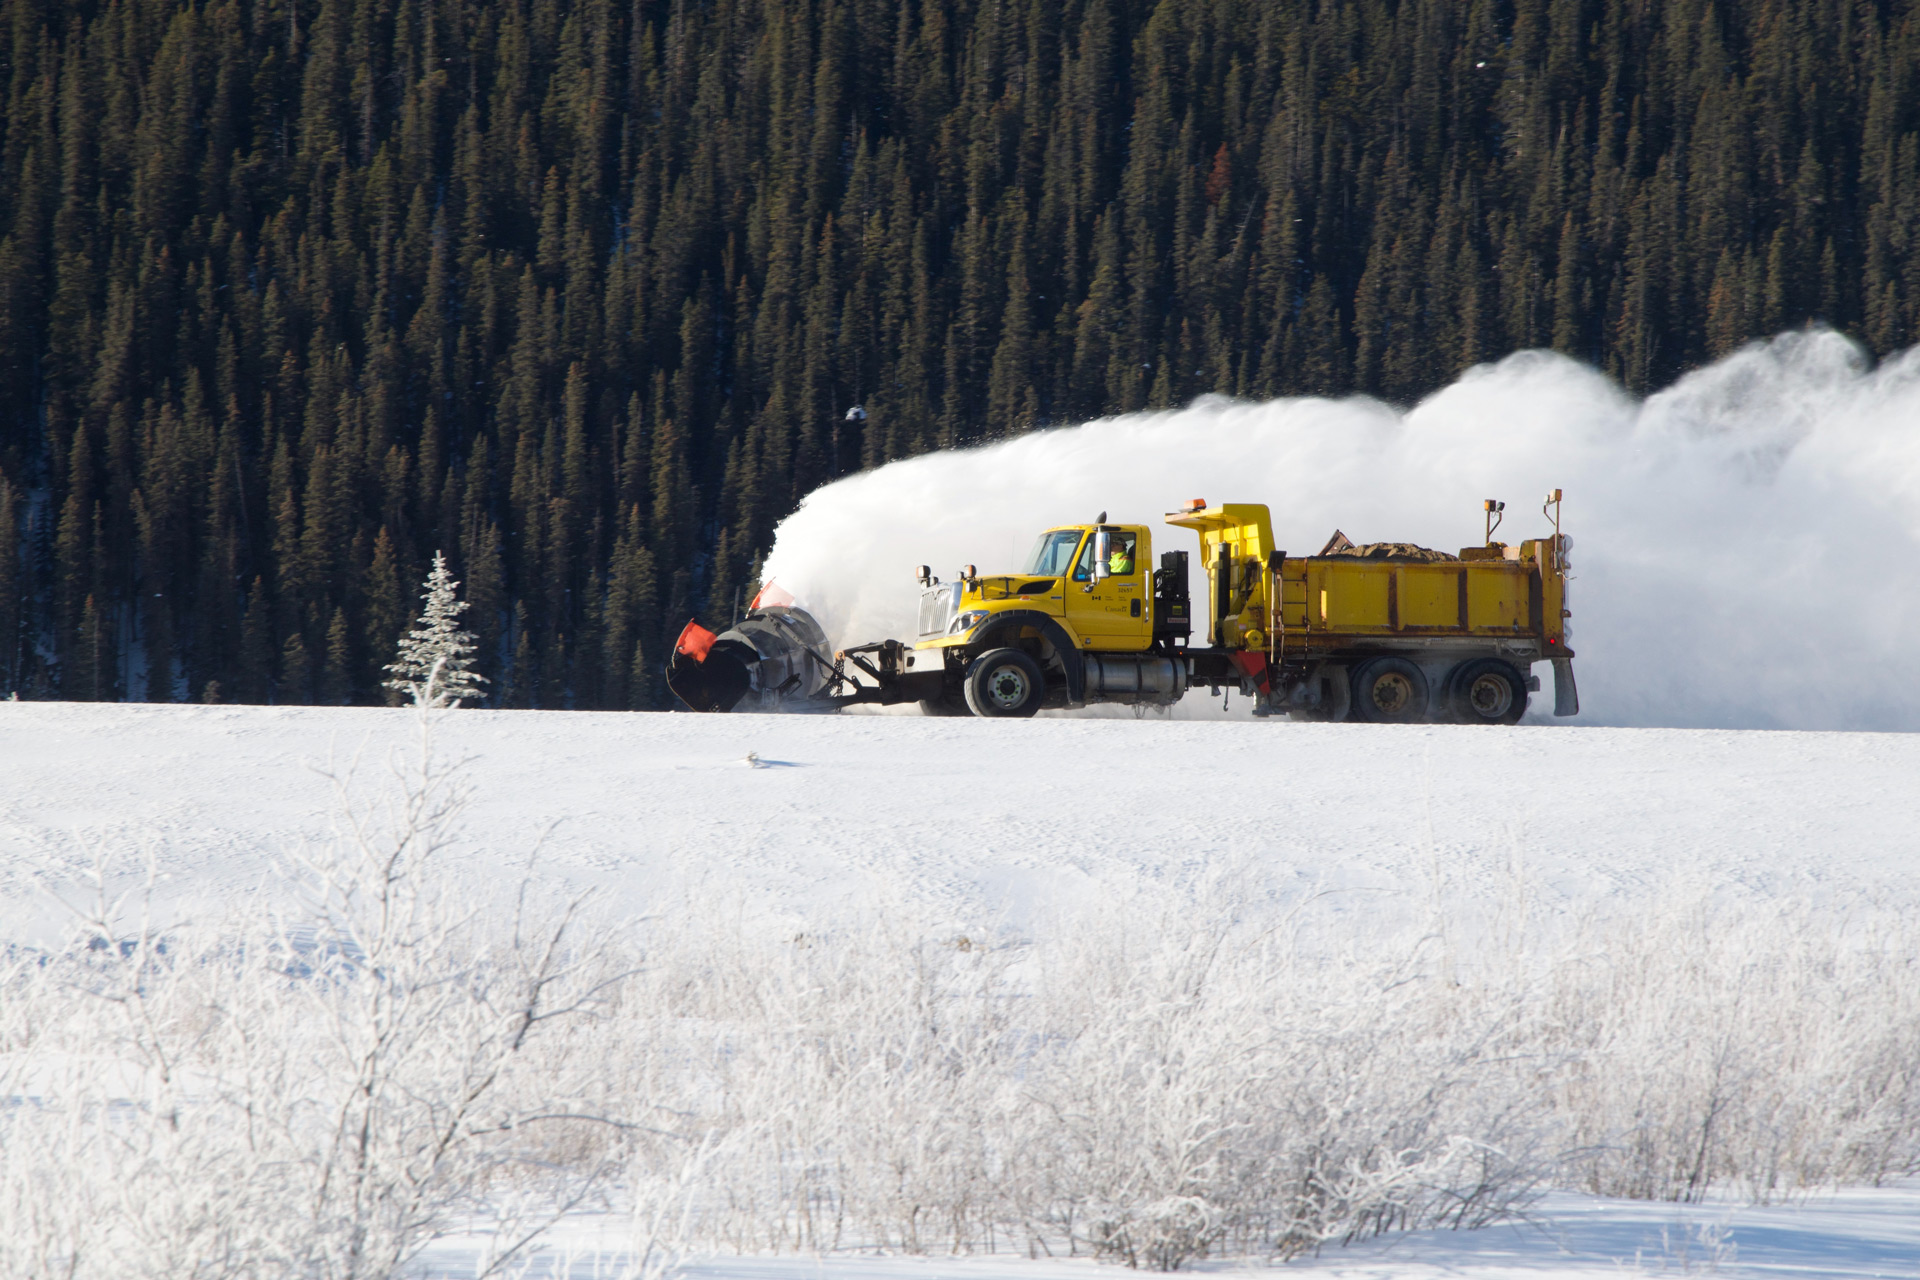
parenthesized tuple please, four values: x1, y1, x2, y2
(962, 648, 1046, 718)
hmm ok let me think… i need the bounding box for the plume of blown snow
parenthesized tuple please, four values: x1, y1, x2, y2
(761, 330, 1920, 730)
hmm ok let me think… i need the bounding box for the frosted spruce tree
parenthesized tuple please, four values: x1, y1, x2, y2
(385, 551, 488, 708)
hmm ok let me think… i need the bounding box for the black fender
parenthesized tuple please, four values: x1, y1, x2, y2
(969, 609, 1086, 704)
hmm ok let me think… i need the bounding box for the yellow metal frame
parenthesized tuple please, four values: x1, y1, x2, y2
(1164, 503, 1278, 652)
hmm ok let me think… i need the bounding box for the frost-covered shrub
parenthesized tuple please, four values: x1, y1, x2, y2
(1546, 893, 1920, 1203)
(0, 730, 619, 1280)
(599, 878, 1920, 1269)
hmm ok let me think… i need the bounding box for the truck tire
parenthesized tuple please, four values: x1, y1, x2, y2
(1449, 658, 1528, 725)
(1350, 656, 1430, 724)
(962, 648, 1046, 718)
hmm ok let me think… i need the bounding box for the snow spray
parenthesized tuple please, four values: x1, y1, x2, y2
(762, 329, 1920, 730)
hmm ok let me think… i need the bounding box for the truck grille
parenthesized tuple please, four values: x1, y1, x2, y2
(918, 583, 960, 637)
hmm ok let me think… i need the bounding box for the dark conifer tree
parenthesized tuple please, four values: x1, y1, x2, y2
(0, 473, 20, 692)
(0, 0, 1913, 704)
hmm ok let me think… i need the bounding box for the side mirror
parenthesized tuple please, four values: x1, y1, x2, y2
(1092, 530, 1112, 580)
(915, 564, 931, 586)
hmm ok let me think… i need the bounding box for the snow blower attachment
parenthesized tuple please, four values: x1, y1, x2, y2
(667, 605, 840, 713)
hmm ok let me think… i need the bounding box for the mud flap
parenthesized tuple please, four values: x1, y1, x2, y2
(1552, 657, 1579, 717)
(1228, 649, 1270, 693)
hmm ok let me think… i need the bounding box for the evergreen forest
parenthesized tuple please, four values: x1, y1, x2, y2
(0, 0, 1916, 706)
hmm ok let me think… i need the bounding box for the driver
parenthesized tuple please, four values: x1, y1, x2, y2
(1108, 539, 1135, 575)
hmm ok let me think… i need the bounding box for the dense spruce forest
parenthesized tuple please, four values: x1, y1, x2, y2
(0, 0, 1915, 705)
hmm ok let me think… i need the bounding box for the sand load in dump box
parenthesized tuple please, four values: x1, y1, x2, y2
(667, 605, 838, 713)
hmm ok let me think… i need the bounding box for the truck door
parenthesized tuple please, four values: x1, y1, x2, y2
(1064, 527, 1153, 651)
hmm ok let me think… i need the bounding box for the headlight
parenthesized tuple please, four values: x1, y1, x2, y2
(950, 609, 989, 634)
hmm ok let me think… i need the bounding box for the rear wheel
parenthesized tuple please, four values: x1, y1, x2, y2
(1449, 658, 1528, 725)
(962, 648, 1046, 718)
(1350, 656, 1430, 724)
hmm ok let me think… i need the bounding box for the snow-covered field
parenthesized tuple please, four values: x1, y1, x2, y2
(3, 701, 1917, 1278)
(5, 702, 1917, 934)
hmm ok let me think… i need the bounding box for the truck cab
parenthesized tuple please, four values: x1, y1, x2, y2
(914, 522, 1166, 655)
(898, 521, 1192, 715)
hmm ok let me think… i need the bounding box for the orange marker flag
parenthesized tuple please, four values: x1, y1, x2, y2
(675, 618, 718, 662)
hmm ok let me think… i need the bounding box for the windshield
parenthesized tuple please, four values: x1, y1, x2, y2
(1021, 529, 1085, 576)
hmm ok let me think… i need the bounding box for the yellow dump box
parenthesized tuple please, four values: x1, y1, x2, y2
(1167, 496, 1576, 722)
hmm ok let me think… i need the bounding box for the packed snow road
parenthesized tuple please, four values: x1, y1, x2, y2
(1, 702, 1913, 938)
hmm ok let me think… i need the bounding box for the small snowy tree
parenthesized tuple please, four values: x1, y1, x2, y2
(386, 551, 488, 707)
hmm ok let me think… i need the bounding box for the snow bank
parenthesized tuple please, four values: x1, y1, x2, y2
(762, 330, 1920, 730)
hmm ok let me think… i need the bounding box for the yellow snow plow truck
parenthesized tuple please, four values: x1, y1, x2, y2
(668, 493, 1577, 722)
(836, 492, 1575, 723)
